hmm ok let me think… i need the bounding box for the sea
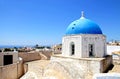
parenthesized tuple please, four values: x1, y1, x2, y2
(0, 45, 51, 48)
(0, 45, 34, 48)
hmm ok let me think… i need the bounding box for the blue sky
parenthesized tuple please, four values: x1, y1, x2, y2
(0, 0, 120, 46)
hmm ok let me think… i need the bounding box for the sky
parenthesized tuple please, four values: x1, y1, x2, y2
(0, 0, 120, 46)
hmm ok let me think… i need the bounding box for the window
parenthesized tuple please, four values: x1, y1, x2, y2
(89, 44, 94, 57)
(4, 55, 13, 65)
(71, 42, 75, 55)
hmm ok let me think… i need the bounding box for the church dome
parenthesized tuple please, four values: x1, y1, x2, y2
(65, 12, 102, 35)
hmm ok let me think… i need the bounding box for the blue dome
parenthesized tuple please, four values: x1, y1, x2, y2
(66, 17, 102, 35)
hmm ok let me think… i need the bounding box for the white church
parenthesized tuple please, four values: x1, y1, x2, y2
(62, 12, 106, 58)
(43, 12, 112, 79)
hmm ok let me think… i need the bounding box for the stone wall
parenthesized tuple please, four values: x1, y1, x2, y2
(0, 61, 24, 79)
(18, 52, 41, 62)
(0, 52, 52, 79)
(51, 56, 104, 74)
(101, 55, 113, 72)
(18, 52, 52, 62)
(40, 51, 52, 60)
(44, 61, 73, 79)
(0, 52, 18, 66)
(44, 55, 112, 79)
(18, 61, 24, 78)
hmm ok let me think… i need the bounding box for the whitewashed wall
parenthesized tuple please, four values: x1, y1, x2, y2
(81, 34, 106, 57)
(93, 73, 120, 79)
(107, 46, 120, 55)
(62, 35, 82, 57)
(62, 34, 106, 58)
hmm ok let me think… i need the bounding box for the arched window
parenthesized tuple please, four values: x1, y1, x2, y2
(70, 42, 75, 55)
(89, 44, 94, 57)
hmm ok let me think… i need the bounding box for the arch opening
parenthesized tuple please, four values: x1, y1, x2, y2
(89, 44, 94, 57)
(70, 42, 75, 55)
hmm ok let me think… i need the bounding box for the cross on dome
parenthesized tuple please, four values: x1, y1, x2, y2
(80, 11, 85, 19)
(81, 11, 84, 17)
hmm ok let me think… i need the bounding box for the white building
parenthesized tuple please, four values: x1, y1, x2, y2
(0, 52, 18, 66)
(62, 12, 106, 58)
(44, 12, 112, 79)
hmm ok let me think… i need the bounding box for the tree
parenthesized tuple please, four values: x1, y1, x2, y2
(35, 44, 39, 48)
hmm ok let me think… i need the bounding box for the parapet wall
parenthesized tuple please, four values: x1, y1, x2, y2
(0, 52, 52, 79)
(51, 55, 112, 73)
(18, 52, 52, 62)
(18, 52, 41, 62)
(45, 55, 112, 79)
(0, 61, 24, 79)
